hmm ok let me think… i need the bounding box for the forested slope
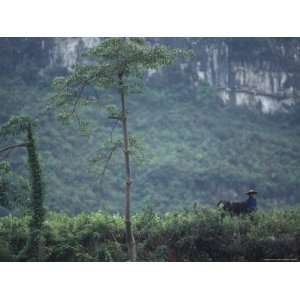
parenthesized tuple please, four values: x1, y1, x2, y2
(1, 38, 300, 214)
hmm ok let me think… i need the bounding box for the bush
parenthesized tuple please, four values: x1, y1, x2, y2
(0, 207, 299, 261)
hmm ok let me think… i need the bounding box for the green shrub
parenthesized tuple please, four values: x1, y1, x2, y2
(0, 207, 299, 261)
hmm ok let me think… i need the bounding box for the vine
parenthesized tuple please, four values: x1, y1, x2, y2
(0, 116, 45, 261)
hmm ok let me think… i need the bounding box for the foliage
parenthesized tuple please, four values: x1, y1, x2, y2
(0, 115, 33, 137)
(0, 38, 300, 215)
(0, 161, 29, 211)
(0, 116, 45, 261)
(0, 207, 299, 261)
(20, 122, 45, 261)
(51, 37, 190, 260)
(52, 37, 188, 126)
(1, 37, 300, 262)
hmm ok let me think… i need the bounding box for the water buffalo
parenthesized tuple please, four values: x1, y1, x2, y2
(217, 200, 252, 216)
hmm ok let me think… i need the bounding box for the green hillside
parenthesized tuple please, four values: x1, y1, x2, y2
(1, 38, 300, 215)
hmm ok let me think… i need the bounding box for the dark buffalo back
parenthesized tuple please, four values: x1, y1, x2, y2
(217, 200, 250, 215)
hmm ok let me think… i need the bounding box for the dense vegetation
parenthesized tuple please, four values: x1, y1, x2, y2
(0, 116, 45, 260)
(0, 37, 300, 261)
(0, 207, 299, 261)
(1, 38, 300, 215)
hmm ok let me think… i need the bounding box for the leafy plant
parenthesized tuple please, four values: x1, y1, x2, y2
(0, 116, 45, 261)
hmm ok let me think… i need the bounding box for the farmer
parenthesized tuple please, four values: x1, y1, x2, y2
(245, 189, 257, 212)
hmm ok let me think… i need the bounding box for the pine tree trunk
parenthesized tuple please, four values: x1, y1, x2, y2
(119, 74, 137, 261)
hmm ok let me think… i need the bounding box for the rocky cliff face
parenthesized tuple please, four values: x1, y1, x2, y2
(47, 37, 300, 113)
(49, 37, 100, 69)
(189, 39, 299, 113)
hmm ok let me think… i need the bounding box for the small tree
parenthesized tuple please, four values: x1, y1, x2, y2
(53, 38, 189, 261)
(0, 116, 45, 261)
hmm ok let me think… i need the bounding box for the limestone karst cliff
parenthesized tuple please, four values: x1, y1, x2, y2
(46, 37, 300, 113)
(1, 37, 299, 113)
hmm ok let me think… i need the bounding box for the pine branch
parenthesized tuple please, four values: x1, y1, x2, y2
(0, 143, 29, 154)
(99, 142, 121, 187)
